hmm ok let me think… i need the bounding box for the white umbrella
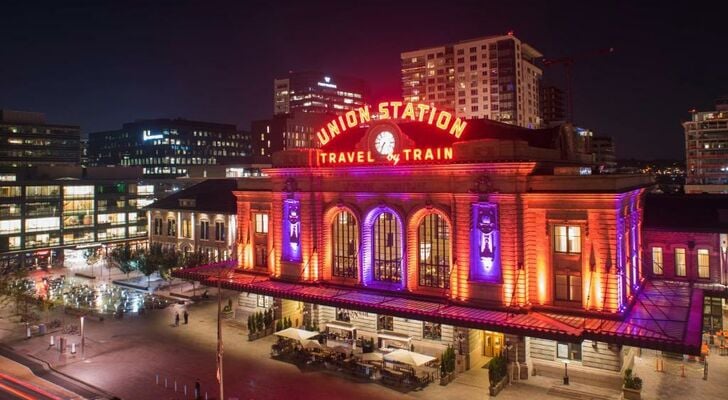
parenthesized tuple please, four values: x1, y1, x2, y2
(359, 352, 384, 362)
(302, 339, 322, 349)
(274, 327, 319, 341)
(383, 349, 436, 367)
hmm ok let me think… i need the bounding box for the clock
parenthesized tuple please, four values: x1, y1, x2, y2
(374, 130, 396, 155)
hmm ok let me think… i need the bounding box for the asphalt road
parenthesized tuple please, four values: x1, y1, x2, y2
(0, 372, 61, 400)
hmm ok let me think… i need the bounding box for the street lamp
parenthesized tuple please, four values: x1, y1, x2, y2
(563, 359, 570, 385)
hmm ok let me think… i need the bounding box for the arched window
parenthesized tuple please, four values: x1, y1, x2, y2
(373, 211, 402, 282)
(332, 211, 358, 278)
(418, 214, 450, 288)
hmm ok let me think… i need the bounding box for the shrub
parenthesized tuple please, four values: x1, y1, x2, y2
(488, 353, 507, 386)
(624, 368, 643, 390)
(248, 315, 256, 334)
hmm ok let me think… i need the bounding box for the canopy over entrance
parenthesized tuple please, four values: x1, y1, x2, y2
(274, 327, 319, 341)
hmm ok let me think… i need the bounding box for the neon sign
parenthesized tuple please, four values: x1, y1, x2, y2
(319, 147, 453, 166)
(316, 101, 468, 146)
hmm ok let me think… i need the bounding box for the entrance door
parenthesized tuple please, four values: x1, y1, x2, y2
(483, 331, 504, 357)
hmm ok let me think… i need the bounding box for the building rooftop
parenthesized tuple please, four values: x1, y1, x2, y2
(146, 179, 239, 214)
(643, 194, 728, 232)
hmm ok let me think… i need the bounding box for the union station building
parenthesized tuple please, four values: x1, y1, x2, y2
(174, 102, 705, 383)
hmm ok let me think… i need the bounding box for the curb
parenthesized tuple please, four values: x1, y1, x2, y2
(0, 344, 119, 400)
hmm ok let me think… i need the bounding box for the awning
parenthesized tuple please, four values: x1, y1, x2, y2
(377, 330, 412, 342)
(274, 327, 319, 341)
(326, 321, 356, 331)
(174, 265, 704, 355)
(384, 349, 436, 367)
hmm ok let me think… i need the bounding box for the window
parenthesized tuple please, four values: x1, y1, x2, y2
(255, 213, 269, 233)
(25, 217, 60, 232)
(153, 218, 162, 235)
(373, 211, 402, 283)
(651, 247, 663, 275)
(554, 225, 581, 253)
(556, 342, 582, 361)
(675, 248, 686, 277)
(377, 315, 393, 331)
(200, 220, 209, 240)
(332, 211, 358, 278)
(257, 295, 272, 308)
(215, 222, 225, 241)
(423, 322, 442, 340)
(418, 214, 450, 288)
(254, 245, 267, 268)
(167, 218, 176, 236)
(0, 219, 21, 234)
(555, 272, 582, 302)
(182, 219, 191, 238)
(335, 308, 350, 322)
(698, 249, 710, 279)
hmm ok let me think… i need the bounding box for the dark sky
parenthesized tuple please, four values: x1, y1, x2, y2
(2, 0, 727, 160)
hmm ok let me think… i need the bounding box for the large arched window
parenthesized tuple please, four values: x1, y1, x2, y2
(418, 214, 450, 288)
(332, 211, 358, 278)
(373, 211, 402, 282)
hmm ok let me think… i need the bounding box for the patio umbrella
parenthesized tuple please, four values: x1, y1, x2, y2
(302, 339, 323, 349)
(384, 349, 436, 367)
(274, 327, 319, 342)
(359, 352, 383, 362)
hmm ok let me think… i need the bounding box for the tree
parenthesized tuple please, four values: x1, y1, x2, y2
(109, 244, 136, 278)
(135, 249, 158, 289)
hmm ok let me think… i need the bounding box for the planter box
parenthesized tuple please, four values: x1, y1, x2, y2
(489, 375, 508, 397)
(248, 327, 275, 341)
(623, 386, 641, 400)
(439, 372, 455, 386)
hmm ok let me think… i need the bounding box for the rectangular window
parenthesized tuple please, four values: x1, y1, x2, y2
(200, 220, 209, 240)
(153, 218, 162, 235)
(254, 245, 267, 268)
(377, 315, 394, 331)
(25, 217, 60, 232)
(652, 247, 663, 275)
(167, 219, 176, 236)
(698, 249, 710, 279)
(255, 213, 269, 233)
(215, 222, 225, 241)
(556, 342, 582, 361)
(335, 308, 350, 322)
(0, 219, 21, 234)
(423, 322, 442, 340)
(554, 225, 581, 253)
(257, 295, 272, 308)
(675, 248, 686, 277)
(555, 272, 582, 302)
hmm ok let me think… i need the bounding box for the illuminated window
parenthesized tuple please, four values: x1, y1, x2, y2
(556, 342, 582, 361)
(215, 222, 225, 241)
(200, 220, 209, 240)
(651, 247, 663, 275)
(372, 211, 402, 283)
(675, 248, 686, 277)
(182, 219, 191, 238)
(167, 218, 176, 236)
(255, 213, 269, 233)
(698, 249, 710, 279)
(332, 211, 358, 278)
(0, 186, 21, 197)
(554, 225, 581, 254)
(555, 272, 582, 302)
(423, 321, 441, 340)
(0, 219, 21, 234)
(257, 295, 272, 308)
(418, 214, 450, 289)
(377, 315, 393, 331)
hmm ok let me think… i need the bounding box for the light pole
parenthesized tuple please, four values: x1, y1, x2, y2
(80, 315, 85, 359)
(563, 360, 570, 385)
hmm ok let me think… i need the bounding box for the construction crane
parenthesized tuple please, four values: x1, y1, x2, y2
(541, 47, 615, 123)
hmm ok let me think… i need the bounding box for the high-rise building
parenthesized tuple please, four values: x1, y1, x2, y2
(250, 112, 332, 161)
(88, 119, 252, 178)
(590, 135, 617, 172)
(401, 33, 543, 128)
(684, 98, 728, 193)
(0, 110, 81, 167)
(540, 85, 566, 126)
(273, 71, 370, 116)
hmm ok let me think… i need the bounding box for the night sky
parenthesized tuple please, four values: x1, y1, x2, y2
(2, 0, 727, 160)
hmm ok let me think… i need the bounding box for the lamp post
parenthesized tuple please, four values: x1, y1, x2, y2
(563, 360, 570, 385)
(80, 315, 85, 359)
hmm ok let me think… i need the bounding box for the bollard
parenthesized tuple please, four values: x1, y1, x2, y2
(26, 324, 31, 339)
(164, 377, 168, 389)
(681, 364, 686, 377)
(184, 384, 187, 397)
(50, 335, 55, 347)
(205, 392, 208, 400)
(174, 380, 178, 392)
(156, 374, 159, 385)
(71, 343, 76, 354)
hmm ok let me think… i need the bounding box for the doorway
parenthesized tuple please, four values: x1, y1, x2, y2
(483, 331, 504, 357)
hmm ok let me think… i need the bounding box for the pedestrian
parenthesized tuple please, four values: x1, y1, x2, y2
(184, 310, 189, 325)
(175, 312, 180, 327)
(194, 379, 201, 400)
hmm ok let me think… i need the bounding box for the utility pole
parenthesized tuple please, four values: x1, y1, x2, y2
(216, 267, 224, 400)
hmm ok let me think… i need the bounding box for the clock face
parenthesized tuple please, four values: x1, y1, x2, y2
(374, 130, 396, 155)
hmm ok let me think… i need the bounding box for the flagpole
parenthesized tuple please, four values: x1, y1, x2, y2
(217, 269, 224, 400)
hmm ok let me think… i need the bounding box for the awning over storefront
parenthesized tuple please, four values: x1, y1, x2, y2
(174, 265, 703, 355)
(326, 321, 356, 331)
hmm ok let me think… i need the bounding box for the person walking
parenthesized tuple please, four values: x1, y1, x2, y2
(194, 379, 201, 400)
(183, 310, 189, 325)
(175, 312, 180, 327)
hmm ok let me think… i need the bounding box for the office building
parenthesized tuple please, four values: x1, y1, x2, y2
(0, 110, 81, 167)
(540, 85, 566, 125)
(273, 71, 370, 116)
(88, 119, 252, 178)
(401, 33, 543, 128)
(590, 135, 617, 171)
(250, 112, 332, 160)
(684, 98, 728, 193)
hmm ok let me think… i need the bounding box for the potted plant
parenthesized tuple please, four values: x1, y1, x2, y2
(488, 353, 508, 396)
(439, 345, 456, 385)
(622, 368, 643, 400)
